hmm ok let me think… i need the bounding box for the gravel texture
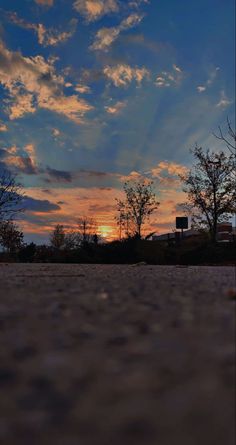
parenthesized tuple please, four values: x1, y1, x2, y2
(0, 263, 235, 445)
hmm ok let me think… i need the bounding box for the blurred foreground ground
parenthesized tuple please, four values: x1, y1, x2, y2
(0, 264, 235, 445)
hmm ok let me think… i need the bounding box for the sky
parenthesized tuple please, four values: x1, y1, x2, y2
(0, 0, 235, 243)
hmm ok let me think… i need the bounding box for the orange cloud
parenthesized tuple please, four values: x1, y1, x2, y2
(0, 121, 8, 132)
(4, 143, 38, 174)
(104, 64, 149, 87)
(74, 0, 119, 22)
(0, 40, 92, 122)
(4, 11, 77, 47)
(8, 94, 36, 120)
(19, 180, 186, 241)
(20, 187, 123, 240)
(90, 13, 144, 51)
(150, 161, 188, 179)
(35, 0, 54, 6)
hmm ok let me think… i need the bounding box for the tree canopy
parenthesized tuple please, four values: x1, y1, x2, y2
(180, 146, 235, 242)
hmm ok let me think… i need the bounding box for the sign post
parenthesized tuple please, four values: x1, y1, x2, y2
(176, 217, 188, 240)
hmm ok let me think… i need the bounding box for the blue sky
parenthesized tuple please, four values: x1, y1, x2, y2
(0, 0, 235, 242)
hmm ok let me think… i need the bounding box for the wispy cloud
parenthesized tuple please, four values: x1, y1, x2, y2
(104, 64, 149, 87)
(37, 19, 78, 47)
(196, 66, 220, 93)
(197, 86, 206, 93)
(105, 100, 127, 114)
(52, 128, 61, 138)
(216, 90, 232, 109)
(0, 121, 8, 132)
(2, 10, 77, 47)
(155, 64, 183, 88)
(90, 13, 144, 51)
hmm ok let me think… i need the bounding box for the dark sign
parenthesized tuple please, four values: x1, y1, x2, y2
(176, 217, 188, 230)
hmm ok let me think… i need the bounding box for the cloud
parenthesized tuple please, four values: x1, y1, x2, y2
(73, 0, 119, 22)
(155, 64, 183, 88)
(5, 156, 38, 175)
(128, 0, 150, 7)
(206, 67, 220, 86)
(121, 33, 169, 53)
(35, 0, 54, 6)
(0, 121, 7, 132)
(119, 170, 145, 183)
(2, 143, 76, 183)
(7, 93, 36, 120)
(75, 84, 91, 94)
(216, 90, 232, 109)
(38, 94, 92, 123)
(0, 40, 93, 122)
(19, 186, 123, 240)
(150, 161, 188, 178)
(3, 11, 77, 47)
(89, 203, 116, 212)
(197, 86, 206, 93)
(104, 64, 149, 87)
(90, 13, 144, 51)
(79, 169, 110, 178)
(105, 100, 127, 114)
(25, 144, 37, 164)
(23, 196, 60, 212)
(37, 20, 78, 47)
(2, 143, 38, 174)
(149, 161, 188, 188)
(197, 66, 220, 93)
(52, 128, 61, 137)
(45, 167, 73, 183)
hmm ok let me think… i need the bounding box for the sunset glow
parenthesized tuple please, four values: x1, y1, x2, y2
(0, 0, 234, 243)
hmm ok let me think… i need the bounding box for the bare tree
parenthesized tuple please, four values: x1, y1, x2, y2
(0, 170, 24, 221)
(64, 230, 79, 250)
(116, 179, 159, 239)
(77, 217, 98, 244)
(180, 146, 236, 242)
(50, 224, 66, 250)
(0, 220, 24, 253)
(213, 117, 236, 155)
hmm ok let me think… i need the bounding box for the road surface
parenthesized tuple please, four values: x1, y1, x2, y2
(0, 264, 235, 445)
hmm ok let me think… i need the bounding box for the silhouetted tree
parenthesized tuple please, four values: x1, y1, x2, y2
(0, 220, 24, 253)
(0, 170, 24, 221)
(116, 179, 159, 239)
(50, 224, 66, 249)
(19, 242, 36, 262)
(214, 118, 236, 226)
(77, 217, 98, 244)
(180, 146, 236, 242)
(64, 231, 79, 250)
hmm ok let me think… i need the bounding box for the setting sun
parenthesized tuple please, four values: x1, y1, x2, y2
(98, 225, 115, 240)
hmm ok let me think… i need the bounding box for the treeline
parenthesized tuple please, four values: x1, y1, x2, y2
(1, 233, 236, 266)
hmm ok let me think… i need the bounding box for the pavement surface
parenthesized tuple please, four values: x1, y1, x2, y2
(0, 263, 235, 445)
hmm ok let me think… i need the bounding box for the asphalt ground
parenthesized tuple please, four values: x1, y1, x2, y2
(0, 263, 235, 445)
